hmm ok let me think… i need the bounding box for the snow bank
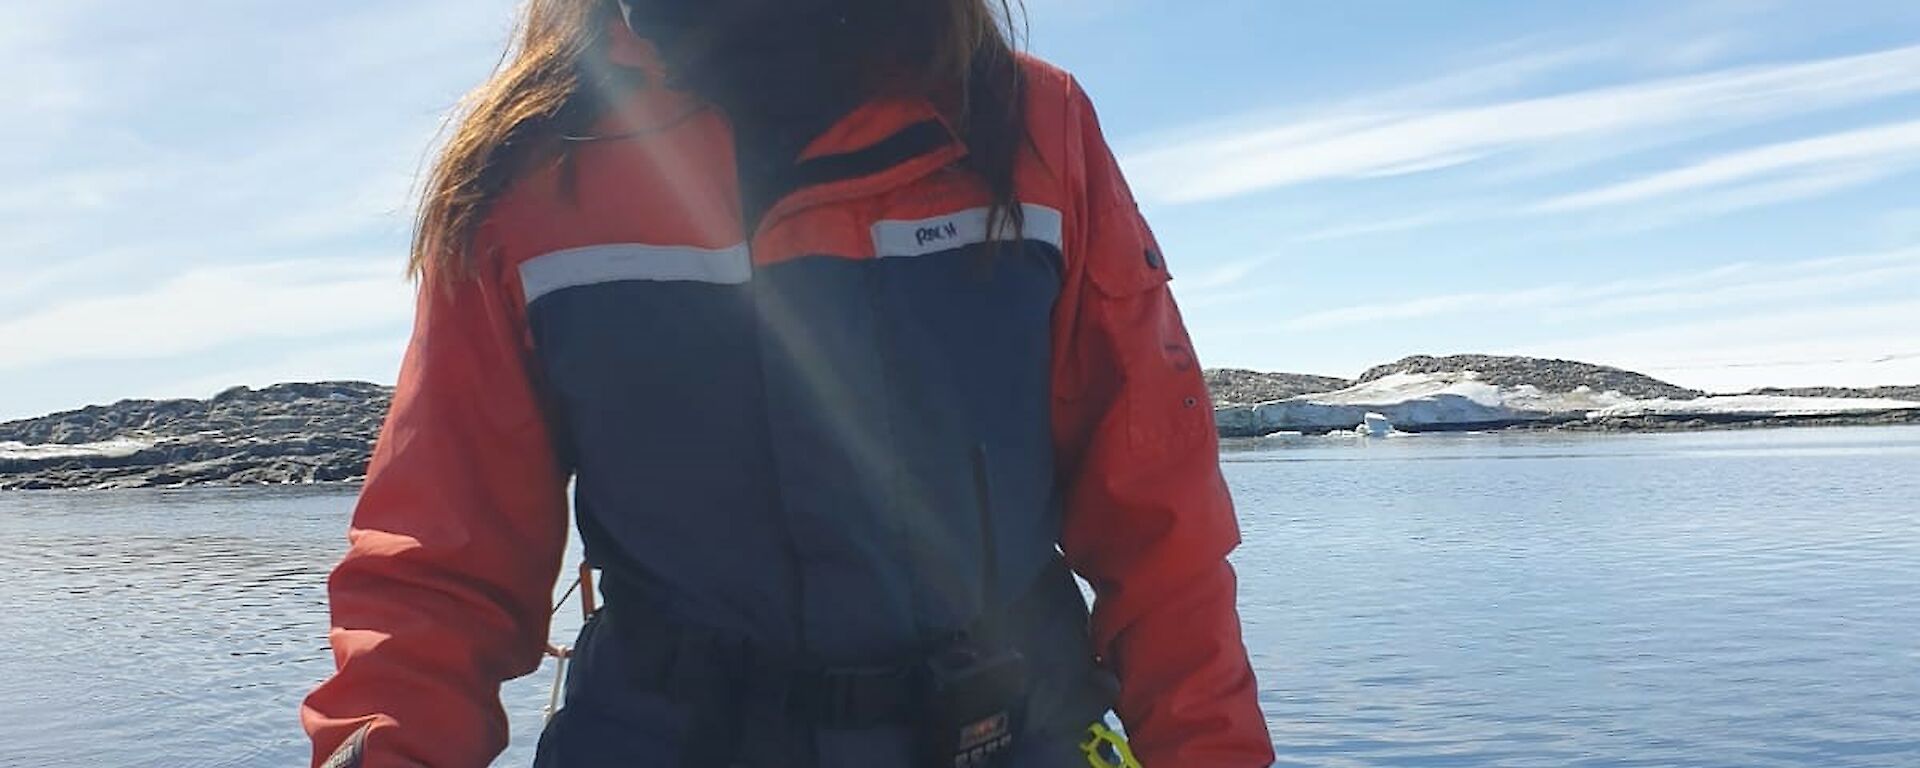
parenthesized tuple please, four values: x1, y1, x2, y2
(1594, 395, 1920, 418)
(0, 438, 154, 461)
(1216, 371, 1631, 434)
(1215, 371, 1920, 435)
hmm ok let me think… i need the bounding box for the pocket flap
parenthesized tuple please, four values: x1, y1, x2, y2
(1084, 211, 1172, 297)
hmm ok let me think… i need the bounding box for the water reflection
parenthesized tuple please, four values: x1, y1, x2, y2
(2, 428, 1918, 766)
(0, 487, 584, 767)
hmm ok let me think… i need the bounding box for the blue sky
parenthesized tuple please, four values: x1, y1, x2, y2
(3, 1, 1918, 421)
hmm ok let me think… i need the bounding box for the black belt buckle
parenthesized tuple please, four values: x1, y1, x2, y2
(921, 640, 1028, 768)
(791, 664, 918, 729)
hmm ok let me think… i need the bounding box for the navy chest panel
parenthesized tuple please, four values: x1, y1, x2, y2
(520, 205, 1067, 659)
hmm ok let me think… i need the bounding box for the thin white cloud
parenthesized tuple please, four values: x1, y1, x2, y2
(1280, 247, 1920, 331)
(1648, 33, 1743, 72)
(153, 339, 410, 402)
(1536, 118, 1920, 212)
(1123, 44, 1920, 205)
(1181, 212, 1479, 299)
(1360, 42, 1623, 107)
(1557, 254, 1920, 319)
(1881, 206, 1920, 243)
(0, 0, 511, 290)
(1175, 210, 1483, 306)
(1661, 167, 1884, 217)
(0, 5, 92, 142)
(0, 260, 414, 371)
(1292, 211, 1469, 243)
(1258, 120, 1920, 245)
(1572, 166, 1893, 236)
(1284, 286, 1572, 332)
(1518, 300, 1920, 391)
(1180, 256, 1279, 293)
(1116, 35, 1660, 160)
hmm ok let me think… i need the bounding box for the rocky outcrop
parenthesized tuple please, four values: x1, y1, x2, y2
(1743, 385, 1920, 401)
(0, 382, 388, 490)
(4, 358, 1916, 489)
(1357, 354, 1702, 400)
(1203, 369, 1351, 407)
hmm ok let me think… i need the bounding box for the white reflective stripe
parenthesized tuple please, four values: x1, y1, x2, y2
(870, 203, 1064, 258)
(518, 243, 752, 304)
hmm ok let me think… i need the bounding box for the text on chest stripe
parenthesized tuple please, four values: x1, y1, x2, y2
(871, 203, 1064, 258)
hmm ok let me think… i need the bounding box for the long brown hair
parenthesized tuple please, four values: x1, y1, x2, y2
(411, 0, 1028, 280)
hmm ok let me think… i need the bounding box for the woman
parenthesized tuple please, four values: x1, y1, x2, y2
(302, 0, 1272, 765)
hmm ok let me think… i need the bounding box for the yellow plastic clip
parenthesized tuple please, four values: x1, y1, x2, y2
(1079, 722, 1143, 768)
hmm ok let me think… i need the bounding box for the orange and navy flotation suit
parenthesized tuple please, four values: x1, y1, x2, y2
(301, 26, 1274, 768)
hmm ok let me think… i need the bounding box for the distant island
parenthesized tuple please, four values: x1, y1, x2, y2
(1210, 354, 1920, 438)
(1, 382, 385, 491)
(4, 355, 1917, 490)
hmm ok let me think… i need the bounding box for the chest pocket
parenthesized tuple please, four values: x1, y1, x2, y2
(1082, 203, 1171, 297)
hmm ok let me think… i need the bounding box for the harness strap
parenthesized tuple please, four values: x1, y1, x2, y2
(787, 665, 921, 729)
(597, 557, 1075, 729)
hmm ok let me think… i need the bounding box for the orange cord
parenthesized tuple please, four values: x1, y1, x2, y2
(579, 563, 597, 617)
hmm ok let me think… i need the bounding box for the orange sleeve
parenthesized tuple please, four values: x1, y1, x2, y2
(1050, 80, 1274, 767)
(300, 244, 572, 768)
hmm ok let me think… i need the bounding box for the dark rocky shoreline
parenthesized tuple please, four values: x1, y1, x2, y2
(1, 382, 385, 491)
(4, 356, 1916, 490)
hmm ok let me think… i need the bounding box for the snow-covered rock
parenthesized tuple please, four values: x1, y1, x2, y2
(1357, 354, 1701, 400)
(1217, 371, 1920, 436)
(1593, 394, 1920, 418)
(0, 437, 153, 461)
(1220, 371, 1632, 435)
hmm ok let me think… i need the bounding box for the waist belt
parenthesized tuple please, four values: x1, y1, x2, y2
(597, 558, 1074, 729)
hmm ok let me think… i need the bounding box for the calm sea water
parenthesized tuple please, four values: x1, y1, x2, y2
(2, 426, 1917, 767)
